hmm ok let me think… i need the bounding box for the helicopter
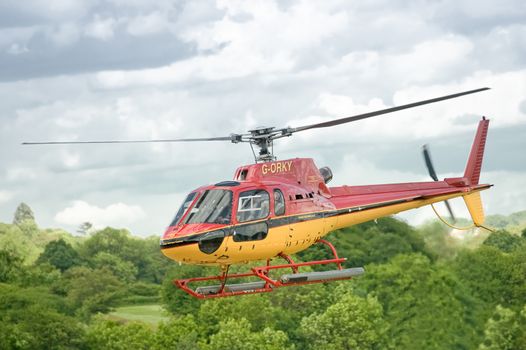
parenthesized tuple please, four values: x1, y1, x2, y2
(24, 87, 492, 299)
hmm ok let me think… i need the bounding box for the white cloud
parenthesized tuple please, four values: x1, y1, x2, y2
(0, 191, 13, 204)
(96, 1, 348, 88)
(54, 200, 146, 228)
(288, 69, 526, 147)
(85, 15, 117, 41)
(126, 12, 170, 36)
(6, 43, 29, 55)
(47, 22, 80, 46)
(6, 168, 38, 182)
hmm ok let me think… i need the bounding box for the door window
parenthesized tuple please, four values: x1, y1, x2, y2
(236, 189, 270, 222)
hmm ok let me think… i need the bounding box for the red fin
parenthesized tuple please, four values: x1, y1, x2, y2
(464, 118, 490, 185)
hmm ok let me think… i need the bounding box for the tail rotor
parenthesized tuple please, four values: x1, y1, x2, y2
(422, 144, 456, 222)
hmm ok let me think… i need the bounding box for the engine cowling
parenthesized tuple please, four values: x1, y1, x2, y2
(319, 166, 333, 184)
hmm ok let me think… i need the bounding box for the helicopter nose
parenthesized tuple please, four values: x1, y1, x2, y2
(160, 229, 226, 263)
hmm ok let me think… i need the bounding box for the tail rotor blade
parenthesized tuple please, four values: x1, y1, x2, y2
(422, 144, 439, 181)
(444, 200, 456, 223)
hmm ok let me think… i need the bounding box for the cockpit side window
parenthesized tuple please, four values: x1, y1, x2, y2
(273, 189, 285, 216)
(169, 192, 197, 226)
(236, 189, 270, 223)
(184, 189, 232, 225)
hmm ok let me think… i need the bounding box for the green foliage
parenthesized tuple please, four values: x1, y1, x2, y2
(37, 239, 80, 272)
(479, 305, 526, 350)
(155, 315, 200, 350)
(198, 295, 278, 336)
(0, 284, 84, 350)
(63, 266, 124, 319)
(77, 222, 93, 235)
(206, 318, 293, 350)
(453, 245, 526, 309)
(300, 293, 387, 350)
(92, 252, 138, 283)
(161, 264, 206, 315)
(80, 228, 170, 284)
(84, 318, 154, 350)
(2, 208, 526, 349)
(486, 210, 526, 234)
(356, 254, 483, 349)
(13, 202, 35, 226)
(483, 230, 525, 252)
(0, 248, 24, 283)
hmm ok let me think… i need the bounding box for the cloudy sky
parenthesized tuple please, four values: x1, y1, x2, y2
(1, 0, 525, 236)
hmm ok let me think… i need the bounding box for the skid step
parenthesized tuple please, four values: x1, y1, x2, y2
(195, 281, 269, 295)
(280, 267, 365, 284)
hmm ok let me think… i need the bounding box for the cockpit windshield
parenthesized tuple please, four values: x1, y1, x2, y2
(169, 192, 197, 226)
(184, 189, 232, 225)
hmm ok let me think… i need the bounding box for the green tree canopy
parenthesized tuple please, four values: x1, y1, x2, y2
(483, 230, 524, 252)
(84, 318, 154, 350)
(206, 318, 293, 350)
(37, 239, 80, 272)
(300, 293, 387, 350)
(13, 202, 35, 226)
(478, 305, 526, 350)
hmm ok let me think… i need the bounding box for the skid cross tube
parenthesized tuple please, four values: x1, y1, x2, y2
(172, 240, 363, 299)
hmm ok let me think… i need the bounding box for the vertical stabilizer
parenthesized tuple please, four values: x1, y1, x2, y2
(464, 118, 490, 185)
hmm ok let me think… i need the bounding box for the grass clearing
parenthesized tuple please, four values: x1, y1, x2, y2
(108, 304, 170, 325)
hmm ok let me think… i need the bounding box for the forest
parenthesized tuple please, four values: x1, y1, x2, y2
(1, 203, 526, 350)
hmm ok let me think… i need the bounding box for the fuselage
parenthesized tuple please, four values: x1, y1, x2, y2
(160, 158, 490, 266)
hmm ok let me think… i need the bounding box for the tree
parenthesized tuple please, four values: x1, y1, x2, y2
(12, 203, 38, 237)
(13, 202, 35, 225)
(478, 305, 523, 350)
(161, 264, 207, 316)
(0, 284, 84, 349)
(154, 315, 200, 350)
(0, 248, 24, 283)
(356, 253, 483, 349)
(63, 266, 124, 319)
(77, 222, 93, 235)
(300, 293, 387, 350)
(206, 318, 293, 350)
(453, 245, 526, 309)
(198, 294, 278, 337)
(483, 230, 524, 252)
(84, 318, 154, 350)
(91, 252, 138, 283)
(37, 239, 80, 272)
(79, 227, 155, 282)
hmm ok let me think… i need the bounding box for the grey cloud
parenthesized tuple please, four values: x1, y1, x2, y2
(0, 0, 224, 81)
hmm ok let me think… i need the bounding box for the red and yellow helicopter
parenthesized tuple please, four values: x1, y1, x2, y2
(24, 87, 492, 299)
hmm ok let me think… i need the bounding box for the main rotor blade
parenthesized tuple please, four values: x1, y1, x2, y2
(290, 87, 490, 133)
(422, 144, 439, 181)
(22, 136, 236, 145)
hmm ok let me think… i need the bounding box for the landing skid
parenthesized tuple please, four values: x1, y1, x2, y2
(173, 240, 365, 299)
